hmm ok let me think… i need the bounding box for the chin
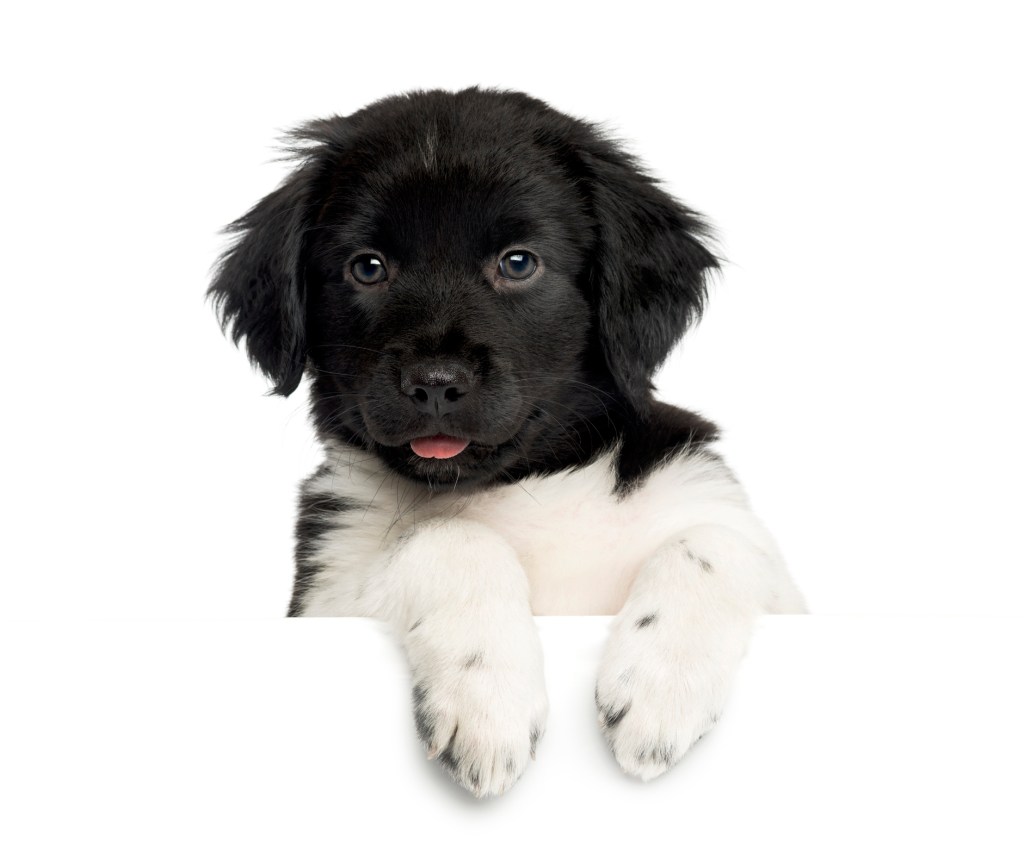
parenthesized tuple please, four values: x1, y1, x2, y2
(208, 87, 807, 798)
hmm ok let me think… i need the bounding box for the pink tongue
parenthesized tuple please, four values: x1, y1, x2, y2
(410, 435, 470, 459)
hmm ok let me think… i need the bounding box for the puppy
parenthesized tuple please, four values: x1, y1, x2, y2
(209, 87, 805, 797)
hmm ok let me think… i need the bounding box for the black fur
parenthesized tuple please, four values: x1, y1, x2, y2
(635, 613, 658, 629)
(599, 701, 632, 729)
(682, 544, 714, 573)
(210, 86, 721, 546)
(411, 682, 433, 743)
(529, 725, 541, 759)
(289, 472, 356, 617)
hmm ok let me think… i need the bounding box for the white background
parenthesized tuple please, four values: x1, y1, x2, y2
(1, 1, 1022, 862)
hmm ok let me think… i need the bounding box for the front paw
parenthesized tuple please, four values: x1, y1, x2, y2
(595, 612, 739, 781)
(409, 635, 548, 797)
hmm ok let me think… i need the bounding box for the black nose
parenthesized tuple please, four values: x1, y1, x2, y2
(400, 362, 474, 417)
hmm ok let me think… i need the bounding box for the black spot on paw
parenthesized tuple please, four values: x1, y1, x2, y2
(412, 683, 433, 741)
(529, 725, 541, 758)
(599, 701, 631, 729)
(681, 546, 713, 573)
(635, 743, 676, 767)
(436, 724, 461, 775)
(436, 736, 484, 793)
(635, 613, 658, 629)
(412, 682, 427, 708)
(437, 743, 458, 774)
(414, 706, 434, 743)
(462, 652, 483, 670)
(408, 617, 424, 633)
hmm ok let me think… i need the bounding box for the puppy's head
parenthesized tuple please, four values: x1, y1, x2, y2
(209, 88, 717, 488)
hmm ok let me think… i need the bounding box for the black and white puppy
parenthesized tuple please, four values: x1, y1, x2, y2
(209, 87, 805, 797)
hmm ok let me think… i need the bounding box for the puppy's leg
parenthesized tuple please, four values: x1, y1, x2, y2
(596, 523, 804, 781)
(368, 518, 548, 798)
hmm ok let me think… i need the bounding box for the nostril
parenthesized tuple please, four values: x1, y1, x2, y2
(400, 362, 475, 417)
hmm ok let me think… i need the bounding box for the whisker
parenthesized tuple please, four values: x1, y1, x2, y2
(311, 343, 388, 356)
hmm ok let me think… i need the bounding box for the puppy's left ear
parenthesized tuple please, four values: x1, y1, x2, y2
(207, 165, 316, 396)
(579, 137, 719, 414)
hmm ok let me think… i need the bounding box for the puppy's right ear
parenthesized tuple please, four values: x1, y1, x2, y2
(207, 163, 317, 396)
(207, 166, 315, 397)
(209, 119, 352, 395)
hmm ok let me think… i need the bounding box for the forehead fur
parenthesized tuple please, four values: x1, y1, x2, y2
(294, 87, 586, 174)
(295, 88, 597, 269)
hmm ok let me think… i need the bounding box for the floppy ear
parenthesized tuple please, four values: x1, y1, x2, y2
(579, 138, 719, 414)
(207, 165, 315, 396)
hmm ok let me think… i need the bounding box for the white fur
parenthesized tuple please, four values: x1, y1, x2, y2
(380, 519, 547, 796)
(298, 440, 805, 791)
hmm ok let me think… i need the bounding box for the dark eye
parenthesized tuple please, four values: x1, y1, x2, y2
(351, 253, 388, 285)
(498, 250, 538, 281)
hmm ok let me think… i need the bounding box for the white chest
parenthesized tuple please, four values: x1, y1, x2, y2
(458, 461, 658, 614)
(302, 446, 750, 616)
